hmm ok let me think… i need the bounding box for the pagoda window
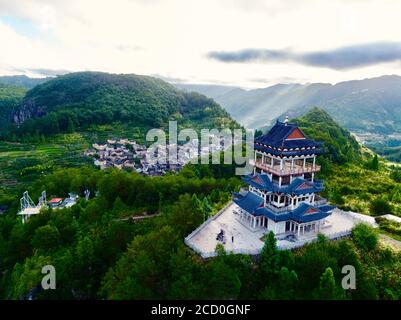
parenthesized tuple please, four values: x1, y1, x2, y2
(272, 158, 281, 167)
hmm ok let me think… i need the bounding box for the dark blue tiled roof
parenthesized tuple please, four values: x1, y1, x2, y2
(255, 121, 322, 156)
(234, 191, 334, 223)
(291, 203, 332, 223)
(242, 174, 324, 195)
(316, 205, 336, 213)
(242, 173, 273, 191)
(258, 121, 297, 145)
(283, 178, 324, 195)
(233, 191, 264, 214)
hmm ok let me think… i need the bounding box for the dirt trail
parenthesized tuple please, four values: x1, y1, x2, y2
(379, 234, 401, 251)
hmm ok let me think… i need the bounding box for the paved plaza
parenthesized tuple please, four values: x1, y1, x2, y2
(185, 202, 377, 258)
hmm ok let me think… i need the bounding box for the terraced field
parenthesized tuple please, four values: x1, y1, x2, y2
(0, 133, 92, 189)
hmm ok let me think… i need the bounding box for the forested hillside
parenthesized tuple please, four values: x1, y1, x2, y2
(1, 163, 401, 300)
(0, 84, 26, 128)
(292, 108, 362, 165)
(5, 72, 236, 140)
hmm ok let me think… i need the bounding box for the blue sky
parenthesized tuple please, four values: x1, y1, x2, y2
(0, 14, 40, 38)
(1, 0, 401, 88)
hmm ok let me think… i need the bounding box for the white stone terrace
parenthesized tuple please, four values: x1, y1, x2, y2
(185, 202, 377, 258)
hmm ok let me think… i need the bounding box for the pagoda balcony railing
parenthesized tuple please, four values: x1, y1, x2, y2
(265, 198, 328, 213)
(252, 160, 321, 176)
(265, 203, 292, 213)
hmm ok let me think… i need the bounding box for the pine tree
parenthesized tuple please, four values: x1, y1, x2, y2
(317, 267, 344, 299)
(259, 232, 281, 281)
(202, 197, 213, 220)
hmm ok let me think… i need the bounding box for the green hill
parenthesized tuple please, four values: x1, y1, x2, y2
(7, 72, 236, 139)
(292, 108, 362, 164)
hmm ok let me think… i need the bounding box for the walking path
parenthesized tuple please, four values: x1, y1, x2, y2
(380, 214, 401, 224)
(379, 234, 401, 251)
(117, 213, 161, 221)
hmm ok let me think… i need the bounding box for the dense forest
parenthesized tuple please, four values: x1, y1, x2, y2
(1, 107, 401, 300)
(1, 164, 401, 300)
(2, 72, 237, 140)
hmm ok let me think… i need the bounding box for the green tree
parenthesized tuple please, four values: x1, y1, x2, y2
(369, 155, 379, 170)
(259, 232, 280, 278)
(168, 194, 204, 237)
(202, 197, 213, 220)
(316, 267, 345, 299)
(168, 246, 204, 299)
(370, 197, 392, 215)
(10, 254, 52, 299)
(352, 223, 378, 251)
(31, 225, 60, 252)
(206, 245, 241, 299)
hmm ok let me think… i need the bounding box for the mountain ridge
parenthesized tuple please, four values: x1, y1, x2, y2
(0, 75, 49, 89)
(175, 74, 401, 134)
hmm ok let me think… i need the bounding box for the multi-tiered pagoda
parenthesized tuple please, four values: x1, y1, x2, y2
(233, 117, 335, 238)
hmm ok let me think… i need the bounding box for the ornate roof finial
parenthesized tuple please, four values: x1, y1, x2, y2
(284, 115, 289, 125)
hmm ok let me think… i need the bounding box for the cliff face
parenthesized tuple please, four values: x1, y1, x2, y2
(13, 100, 47, 124)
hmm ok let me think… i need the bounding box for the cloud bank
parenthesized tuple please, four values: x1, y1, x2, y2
(208, 42, 401, 70)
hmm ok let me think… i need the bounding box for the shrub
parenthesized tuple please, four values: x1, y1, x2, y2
(370, 197, 393, 216)
(352, 223, 378, 251)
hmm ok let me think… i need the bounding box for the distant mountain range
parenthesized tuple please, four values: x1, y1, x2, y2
(0, 75, 49, 89)
(176, 75, 401, 134)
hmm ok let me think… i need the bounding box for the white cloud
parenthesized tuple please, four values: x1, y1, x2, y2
(0, 0, 401, 87)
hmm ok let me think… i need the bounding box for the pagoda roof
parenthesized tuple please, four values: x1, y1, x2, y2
(242, 173, 324, 195)
(290, 203, 334, 223)
(255, 121, 322, 156)
(284, 178, 324, 195)
(234, 191, 334, 223)
(233, 191, 264, 214)
(243, 173, 274, 191)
